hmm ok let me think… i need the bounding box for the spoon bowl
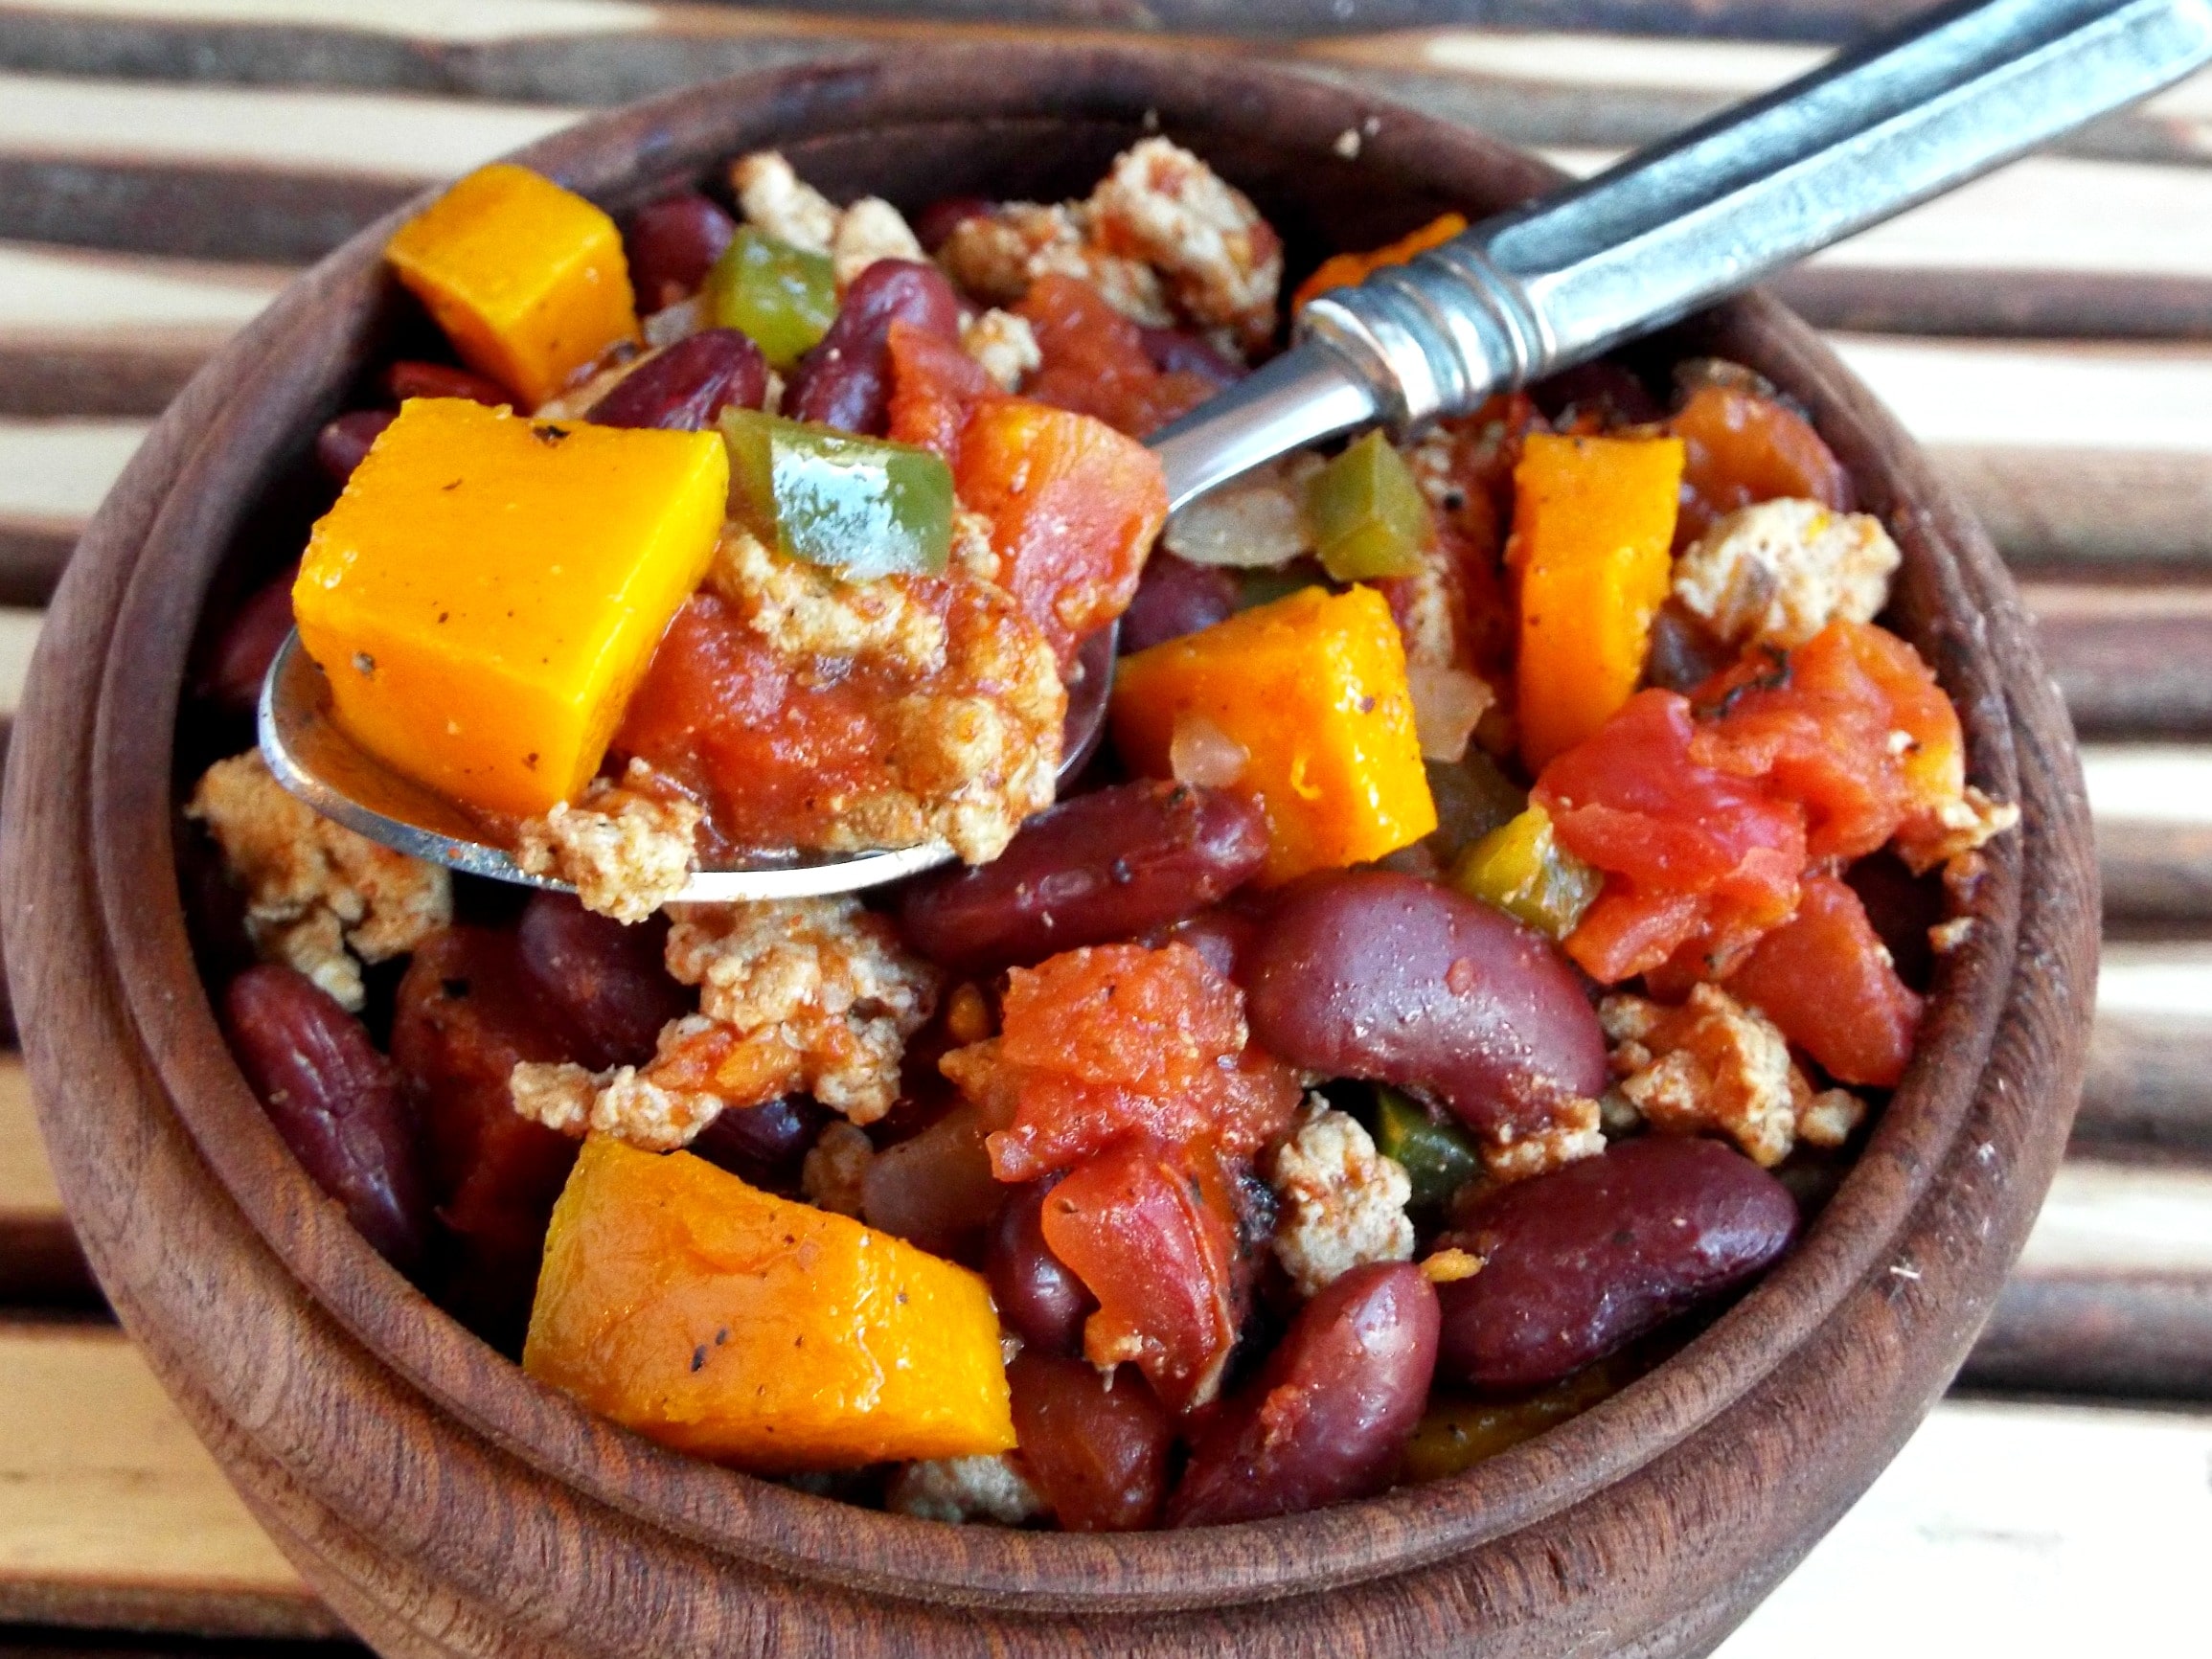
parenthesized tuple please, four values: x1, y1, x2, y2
(259, 619, 1118, 902)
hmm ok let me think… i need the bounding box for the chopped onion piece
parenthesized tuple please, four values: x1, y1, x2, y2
(1170, 711, 1250, 787)
(1406, 665, 1494, 763)
(644, 294, 707, 349)
(1161, 455, 1318, 568)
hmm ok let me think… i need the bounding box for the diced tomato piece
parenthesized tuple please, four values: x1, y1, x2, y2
(1690, 620, 1963, 864)
(955, 396, 1169, 666)
(1534, 689, 1807, 982)
(391, 925, 580, 1347)
(947, 942, 1300, 1183)
(885, 317, 990, 465)
(1016, 273, 1213, 439)
(1724, 872, 1925, 1086)
(1039, 1135, 1250, 1413)
(1670, 382, 1850, 551)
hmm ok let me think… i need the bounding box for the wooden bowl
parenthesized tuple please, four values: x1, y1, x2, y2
(1, 45, 2099, 1658)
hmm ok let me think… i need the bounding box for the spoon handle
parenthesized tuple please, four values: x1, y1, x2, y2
(1153, 0, 2212, 509)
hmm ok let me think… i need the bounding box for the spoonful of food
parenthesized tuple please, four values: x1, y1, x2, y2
(263, 0, 2212, 905)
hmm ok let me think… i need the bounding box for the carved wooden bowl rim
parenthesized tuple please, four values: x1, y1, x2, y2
(4, 42, 2095, 1637)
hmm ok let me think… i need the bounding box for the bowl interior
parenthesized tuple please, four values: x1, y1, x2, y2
(83, 44, 2033, 1613)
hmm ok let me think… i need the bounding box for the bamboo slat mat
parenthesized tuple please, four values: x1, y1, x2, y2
(2, 4, 2208, 1654)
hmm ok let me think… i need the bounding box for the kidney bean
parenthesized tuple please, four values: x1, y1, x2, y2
(914, 194, 994, 254)
(1168, 1261, 1438, 1527)
(392, 926, 579, 1347)
(626, 191, 739, 312)
(1529, 358, 1661, 428)
(987, 1180, 1094, 1354)
(690, 1095, 828, 1184)
(198, 562, 298, 715)
(314, 409, 394, 483)
(1845, 850, 1942, 993)
(1010, 1352, 1174, 1531)
(898, 780, 1268, 974)
(221, 964, 430, 1269)
(786, 259, 963, 436)
(585, 330, 768, 431)
(861, 1102, 1005, 1261)
(1138, 327, 1245, 389)
(514, 893, 691, 1071)
(1642, 600, 1735, 695)
(1119, 553, 1239, 655)
(1243, 870, 1608, 1144)
(380, 359, 511, 407)
(1148, 905, 1259, 986)
(1435, 1135, 1798, 1393)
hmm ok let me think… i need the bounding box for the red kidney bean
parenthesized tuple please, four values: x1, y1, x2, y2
(392, 926, 580, 1347)
(314, 409, 394, 484)
(1168, 1261, 1438, 1527)
(584, 329, 768, 431)
(221, 964, 430, 1269)
(1530, 358, 1661, 427)
(380, 359, 511, 407)
(1119, 553, 1239, 654)
(897, 780, 1268, 973)
(1138, 327, 1245, 389)
(913, 194, 994, 254)
(1845, 850, 1942, 993)
(690, 1095, 828, 1184)
(1147, 905, 1259, 987)
(626, 191, 739, 312)
(787, 259, 963, 436)
(514, 892, 690, 1071)
(1010, 1352, 1174, 1531)
(198, 562, 298, 715)
(1642, 600, 1735, 695)
(1435, 1135, 1798, 1394)
(861, 1102, 1005, 1261)
(987, 1180, 1094, 1354)
(1243, 870, 1608, 1144)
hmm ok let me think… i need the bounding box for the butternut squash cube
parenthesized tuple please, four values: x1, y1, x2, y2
(294, 398, 727, 819)
(385, 163, 640, 406)
(1111, 583, 1435, 884)
(522, 1137, 1015, 1472)
(1510, 433, 1685, 772)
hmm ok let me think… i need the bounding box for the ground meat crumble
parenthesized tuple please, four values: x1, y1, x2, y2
(1600, 984, 1865, 1166)
(1266, 1099, 1415, 1298)
(510, 896, 939, 1149)
(1673, 497, 1902, 650)
(937, 138, 1282, 354)
(187, 749, 449, 1011)
(514, 765, 700, 924)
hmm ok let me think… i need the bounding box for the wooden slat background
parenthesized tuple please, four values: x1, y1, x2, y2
(1, 3, 2207, 1654)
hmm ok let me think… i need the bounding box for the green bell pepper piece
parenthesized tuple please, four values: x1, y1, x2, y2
(703, 227, 837, 370)
(1303, 430, 1431, 581)
(1373, 1086, 1480, 1212)
(721, 408, 954, 580)
(1449, 803, 1603, 940)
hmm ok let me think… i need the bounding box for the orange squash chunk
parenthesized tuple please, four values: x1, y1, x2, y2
(1291, 213, 1469, 312)
(1510, 433, 1685, 772)
(294, 398, 727, 819)
(1111, 584, 1435, 884)
(385, 163, 640, 406)
(523, 1138, 1015, 1472)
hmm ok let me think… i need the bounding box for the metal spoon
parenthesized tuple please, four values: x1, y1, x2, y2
(263, 0, 2212, 902)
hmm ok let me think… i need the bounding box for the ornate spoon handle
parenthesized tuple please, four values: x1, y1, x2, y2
(1152, 0, 2212, 510)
